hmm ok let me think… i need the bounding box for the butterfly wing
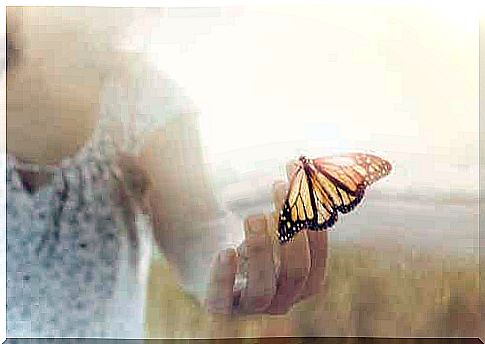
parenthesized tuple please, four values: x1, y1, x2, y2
(313, 153, 392, 186)
(311, 153, 391, 213)
(278, 165, 311, 243)
(278, 163, 338, 243)
(277, 153, 391, 244)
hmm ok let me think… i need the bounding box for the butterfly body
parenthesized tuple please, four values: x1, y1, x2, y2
(278, 153, 391, 244)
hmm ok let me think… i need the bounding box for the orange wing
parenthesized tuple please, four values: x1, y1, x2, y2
(310, 153, 391, 214)
(313, 153, 392, 190)
(277, 153, 392, 244)
(278, 165, 327, 243)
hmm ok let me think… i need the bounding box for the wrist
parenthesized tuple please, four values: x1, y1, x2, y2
(171, 212, 244, 305)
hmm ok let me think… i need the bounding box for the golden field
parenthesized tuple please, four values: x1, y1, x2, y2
(144, 241, 481, 339)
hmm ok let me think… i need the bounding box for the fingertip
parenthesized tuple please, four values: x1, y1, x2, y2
(272, 181, 288, 210)
(244, 214, 267, 237)
(272, 180, 286, 190)
(210, 248, 231, 268)
(285, 160, 298, 180)
(219, 248, 237, 264)
(272, 180, 287, 195)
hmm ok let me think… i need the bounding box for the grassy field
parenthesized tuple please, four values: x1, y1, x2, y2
(144, 241, 481, 339)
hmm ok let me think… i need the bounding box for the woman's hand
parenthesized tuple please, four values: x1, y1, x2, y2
(206, 163, 329, 315)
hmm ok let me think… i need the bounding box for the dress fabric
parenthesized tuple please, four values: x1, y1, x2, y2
(6, 68, 196, 338)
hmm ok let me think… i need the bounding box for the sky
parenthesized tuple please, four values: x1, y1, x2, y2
(131, 5, 479, 195)
(3, 4, 476, 195)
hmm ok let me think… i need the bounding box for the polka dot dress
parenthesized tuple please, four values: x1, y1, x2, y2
(6, 68, 195, 338)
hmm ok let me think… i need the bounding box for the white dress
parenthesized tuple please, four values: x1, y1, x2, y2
(6, 66, 196, 338)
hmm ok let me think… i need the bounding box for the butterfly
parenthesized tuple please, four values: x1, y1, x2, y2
(277, 153, 392, 244)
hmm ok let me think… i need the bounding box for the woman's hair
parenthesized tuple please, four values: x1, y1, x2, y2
(7, 6, 154, 267)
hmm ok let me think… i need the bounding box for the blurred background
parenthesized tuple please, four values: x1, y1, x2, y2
(132, 4, 480, 338)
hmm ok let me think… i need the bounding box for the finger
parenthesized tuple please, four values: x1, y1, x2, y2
(206, 248, 237, 315)
(298, 230, 329, 301)
(266, 230, 310, 315)
(270, 160, 298, 235)
(270, 180, 288, 246)
(272, 181, 288, 213)
(270, 181, 286, 273)
(286, 160, 299, 181)
(239, 214, 276, 313)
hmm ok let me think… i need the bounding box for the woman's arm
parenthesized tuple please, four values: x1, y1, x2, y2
(136, 111, 280, 310)
(136, 108, 329, 315)
(138, 112, 230, 300)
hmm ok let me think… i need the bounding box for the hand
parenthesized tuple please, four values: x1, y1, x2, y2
(206, 162, 329, 315)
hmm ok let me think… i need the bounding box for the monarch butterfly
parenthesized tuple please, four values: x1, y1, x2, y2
(278, 153, 392, 244)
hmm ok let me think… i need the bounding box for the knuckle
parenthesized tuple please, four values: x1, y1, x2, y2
(272, 181, 287, 194)
(212, 271, 231, 284)
(206, 299, 231, 315)
(307, 283, 323, 296)
(246, 295, 273, 312)
(299, 288, 316, 301)
(267, 305, 291, 315)
(246, 214, 267, 231)
(246, 235, 271, 255)
(292, 276, 308, 289)
(287, 266, 310, 286)
(305, 288, 318, 298)
(282, 269, 309, 290)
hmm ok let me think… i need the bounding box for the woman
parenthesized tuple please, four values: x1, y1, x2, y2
(5, 7, 328, 338)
